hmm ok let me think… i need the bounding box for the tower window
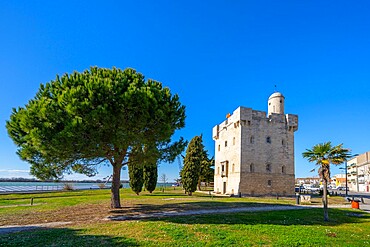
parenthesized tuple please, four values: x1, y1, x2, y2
(250, 163, 254, 173)
(250, 136, 254, 144)
(232, 163, 235, 173)
(282, 139, 285, 145)
(225, 141, 228, 147)
(267, 180, 272, 186)
(266, 136, 271, 143)
(221, 161, 228, 177)
(233, 137, 235, 145)
(248, 120, 251, 126)
(218, 145, 220, 151)
(282, 165, 286, 174)
(266, 164, 271, 173)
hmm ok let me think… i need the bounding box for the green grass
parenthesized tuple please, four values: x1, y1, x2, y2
(0, 189, 369, 246)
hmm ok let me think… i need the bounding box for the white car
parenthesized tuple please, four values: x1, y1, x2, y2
(336, 186, 348, 191)
(307, 187, 320, 191)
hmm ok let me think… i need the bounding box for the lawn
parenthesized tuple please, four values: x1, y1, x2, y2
(0, 188, 369, 246)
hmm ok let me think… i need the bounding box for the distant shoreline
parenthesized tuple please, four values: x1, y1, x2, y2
(0, 178, 129, 183)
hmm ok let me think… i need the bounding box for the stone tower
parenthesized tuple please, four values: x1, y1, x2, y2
(268, 92, 285, 116)
(213, 92, 298, 196)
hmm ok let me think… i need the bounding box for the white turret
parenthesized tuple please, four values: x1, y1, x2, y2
(268, 92, 285, 116)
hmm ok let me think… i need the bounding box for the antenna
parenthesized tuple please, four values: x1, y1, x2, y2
(274, 84, 277, 92)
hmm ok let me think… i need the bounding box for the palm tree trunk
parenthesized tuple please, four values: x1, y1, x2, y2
(111, 164, 122, 208)
(322, 178, 329, 221)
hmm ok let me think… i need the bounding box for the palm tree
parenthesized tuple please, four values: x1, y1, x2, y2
(302, 142, 351, 221)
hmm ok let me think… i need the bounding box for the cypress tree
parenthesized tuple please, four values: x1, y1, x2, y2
(181, 135, 203, 195)
(128, 161, 144, 195)
(198, 155, 214, 191)
(128, 147, 144, 195)
(144, 162, 157, 193)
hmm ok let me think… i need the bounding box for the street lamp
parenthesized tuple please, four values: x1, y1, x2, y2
(342, 154, 359, 197)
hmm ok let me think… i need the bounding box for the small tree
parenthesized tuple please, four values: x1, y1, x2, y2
(181, 135, 203, 195)
(143, 162, 157, 193)
(302, 142, 351, 221)
(161, 173, 168, 191)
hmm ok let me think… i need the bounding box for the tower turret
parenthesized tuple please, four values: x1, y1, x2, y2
(268, 92, 285, 116)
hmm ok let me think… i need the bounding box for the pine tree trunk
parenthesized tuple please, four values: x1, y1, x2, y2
(111, 164, 122, 208)
(198, 179, 201, 191)
(322, 178, 329, 221)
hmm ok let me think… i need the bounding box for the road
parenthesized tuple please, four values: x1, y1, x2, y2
(329, 189, 370, 199)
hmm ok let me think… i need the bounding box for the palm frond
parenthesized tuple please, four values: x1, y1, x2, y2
(302, 141, 351, 178)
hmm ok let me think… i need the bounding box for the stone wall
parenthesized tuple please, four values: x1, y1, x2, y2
(239, 173, 295, 196)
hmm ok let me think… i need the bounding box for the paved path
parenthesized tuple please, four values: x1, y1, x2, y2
(0, 222, 71, 235)
(360, 198, 370, 213)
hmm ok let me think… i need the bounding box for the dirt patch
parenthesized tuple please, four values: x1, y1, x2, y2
(0, 203, 112, 226)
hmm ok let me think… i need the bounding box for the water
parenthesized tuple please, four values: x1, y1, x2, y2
(0, 181, 126, 193)
(0, 182, 176, 193)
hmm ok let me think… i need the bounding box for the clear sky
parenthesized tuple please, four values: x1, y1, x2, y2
(1, 1, 370, 182)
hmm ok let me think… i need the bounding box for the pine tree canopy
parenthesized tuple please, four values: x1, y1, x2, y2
(6, 67, 186, 208)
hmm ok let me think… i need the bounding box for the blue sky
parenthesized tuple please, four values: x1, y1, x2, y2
(1, 1, 370, 182)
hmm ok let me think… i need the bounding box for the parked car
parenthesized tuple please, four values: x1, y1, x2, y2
(306, 187, 320, 191)
(294, 186, 305, 192)
(336, 186, 349, 191)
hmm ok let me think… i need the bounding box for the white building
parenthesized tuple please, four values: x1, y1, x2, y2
(347, 151, 370, 192)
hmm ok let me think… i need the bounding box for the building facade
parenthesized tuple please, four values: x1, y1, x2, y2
(347, 151, 370, 192)
(213, 92, 298, 196)
(332, 174, 346, 188)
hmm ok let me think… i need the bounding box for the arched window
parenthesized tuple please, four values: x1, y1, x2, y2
(282, 165, 286, 174)
(282, 139, 285, 145)
(218, 145, 220, 151)
(250, 163, 254, 173)
(232, 163, 235, 173)
(233, 137, 236, 145)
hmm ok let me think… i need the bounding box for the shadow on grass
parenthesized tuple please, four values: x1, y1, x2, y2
(109, 200, 370, 226)
(149, 207, 370, 226)
(111, 201, 274, 215)
(0, 227, 138, 247)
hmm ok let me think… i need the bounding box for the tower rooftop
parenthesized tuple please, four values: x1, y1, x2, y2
(268, 92, 284, 100)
